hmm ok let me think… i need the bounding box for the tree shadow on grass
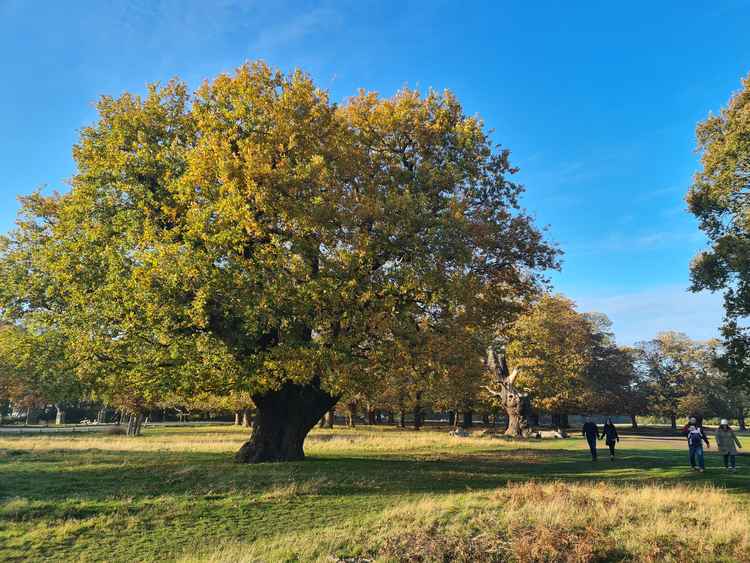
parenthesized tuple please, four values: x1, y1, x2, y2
(6, 424, 750, 563)
(3, 443, 750, 563)
(309, 447, 750, 494)
(3, 442, 749, 505)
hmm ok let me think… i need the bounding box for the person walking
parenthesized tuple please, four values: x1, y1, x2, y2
(600, 417, 620, 460)
(683, 417, 710, 472)
(582, 416, 599, 461)
(715, 419, 742, 471)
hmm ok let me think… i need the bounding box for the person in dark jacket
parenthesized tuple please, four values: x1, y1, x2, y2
(582, 416, 599, 461)
(600, 418, 620, 460)
(682, 416, 710, 472)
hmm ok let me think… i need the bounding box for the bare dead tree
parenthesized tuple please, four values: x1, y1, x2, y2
(483, 348, 532, 437)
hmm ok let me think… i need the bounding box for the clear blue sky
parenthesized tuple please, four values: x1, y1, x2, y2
(2, 0, 749, 344)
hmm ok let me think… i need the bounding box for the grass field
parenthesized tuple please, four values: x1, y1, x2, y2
(2, 425, 750, 562)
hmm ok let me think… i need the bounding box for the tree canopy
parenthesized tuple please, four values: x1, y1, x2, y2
(0, 62, 558, 461)
(688, 72, 750, 388)
(506, 295, 595, 416)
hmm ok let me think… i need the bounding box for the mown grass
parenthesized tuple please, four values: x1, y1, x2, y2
(1, 425, 749, 562)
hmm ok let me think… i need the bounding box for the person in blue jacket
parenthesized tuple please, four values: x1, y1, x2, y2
(582, 416, 599, 461)
(682, 417, 710, 472)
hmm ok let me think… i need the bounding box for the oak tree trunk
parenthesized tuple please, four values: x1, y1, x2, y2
(738, 408, 746, 431)
(448, 411, 456, 427)
(235, 380, 337, 463)
(126, 412, 144, 436)
(528, 412, 540, 427)
(630, 414, 638, 431)
(506, 410, 526, 436)
(235, 411, 242, 426)
(462, 410, 473, 428)
(327, 408, 335, 428)
(413, 392, 423, 430)
(670, 413, 677, 430)
(551, 413, 561, 431)
(25, 408, 40, 425)
(484, 350, 532, 438)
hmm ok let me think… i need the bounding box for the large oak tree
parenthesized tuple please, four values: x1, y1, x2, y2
(688, 72, 750, 387)
(0, 63, 557, 462)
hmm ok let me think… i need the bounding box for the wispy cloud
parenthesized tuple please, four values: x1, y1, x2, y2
(112, 1, 256, 46)
(527, 159, 591, 189)
(574, 285, 724, 345)
(565, 229, 704, 256)
(250, 7, 340, 54)
(636, 184, 686, 202)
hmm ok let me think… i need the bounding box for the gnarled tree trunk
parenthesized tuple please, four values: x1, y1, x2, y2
(484, 348, 532, 437)
(347, 401, 357, 427)
(126, 412, 144, 436)
(413, 391, 423, 430)
(235, 379, 337, 463)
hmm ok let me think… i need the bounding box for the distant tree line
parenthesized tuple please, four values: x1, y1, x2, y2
(2, 293, 743, 435)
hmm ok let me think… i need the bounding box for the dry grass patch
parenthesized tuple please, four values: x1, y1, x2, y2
(181, 481, 750, 562)
(260, 477, 330, 501)
(0, 427, 249, 454)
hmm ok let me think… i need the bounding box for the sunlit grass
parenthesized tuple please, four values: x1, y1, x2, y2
(1, 425, 749, 562)
(181, 481, 750, 562)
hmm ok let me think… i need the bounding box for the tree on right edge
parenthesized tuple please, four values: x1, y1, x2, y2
(688, 72, 750, 389)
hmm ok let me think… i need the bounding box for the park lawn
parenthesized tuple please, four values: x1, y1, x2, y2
(1, 426, 750, 562)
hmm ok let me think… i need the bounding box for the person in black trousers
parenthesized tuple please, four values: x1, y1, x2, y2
(582, 416, 599, 461)
(600, 418, 620, 460)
